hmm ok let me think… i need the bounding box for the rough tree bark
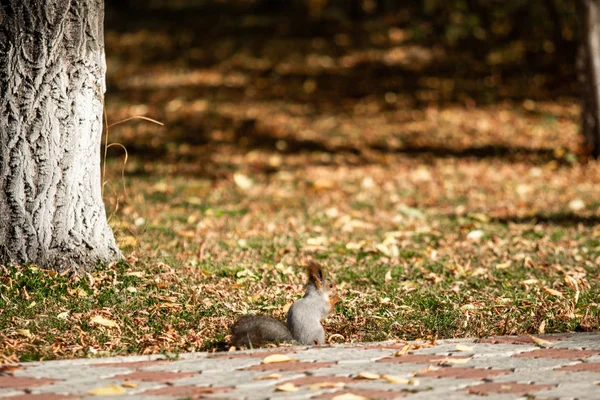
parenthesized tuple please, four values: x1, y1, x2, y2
(579, 0, 600, 158)
(0, 0, 121, 271)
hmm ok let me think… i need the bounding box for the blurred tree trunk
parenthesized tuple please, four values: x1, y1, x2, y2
(579, 0, 600, 158)
(0, 0, 121, 271)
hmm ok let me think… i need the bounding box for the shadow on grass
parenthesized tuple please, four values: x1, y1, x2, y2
(492, 212, 600, 227)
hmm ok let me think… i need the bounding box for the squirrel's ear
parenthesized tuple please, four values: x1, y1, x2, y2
(306, 260, 324, 289)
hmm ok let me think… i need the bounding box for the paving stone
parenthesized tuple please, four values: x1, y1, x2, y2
(415, 366, 511, 380)
(513, 348, 600, 360)
(17, 364, 128, 381)
(92, 360, 173, 369)
(243, 361, 336, 373)
(31, 378, 163, 396)
(408, 390, 527, 400)
(556, 362, 600, 372)
(376, 354, 472, 365)
(110, 370, 197, 383)
(304, 361, 420, 377)
(493, 369, 600, 385)
(0, 376, 58, 390)
(311, 387, 409, 399)
(414, 342, 538, 358)
(467, 355, 573, 371)
(142, 357, 263, 373)
(140, 384, 233, 396)
(292, 347, 391, 363)
(0, 394, 81, 400)
(526, 382, 600, 400)
(476, 334, 571, 345)
(463, 381, 556, 396)
(210, 349, 297, 360)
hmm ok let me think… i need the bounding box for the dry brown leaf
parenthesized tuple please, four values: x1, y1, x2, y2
(15, 329, 32, 338)
(332, 393, 368, 400)
(88, 384, 127, 395)
(382, 375, 418, 385)
(262, 354, 297, 364)
(543, 287, 563, 298)
(455, 344, 474, 352)
(90, 315, 119, 328)
(275, 383, 299, 392)
(355, 372, 380, 380)
(308, 382, 346, 390)
(432, 357, 471, 365)
(0, 365, 23, 376)
(528, 335, 552, 347)
(121, 381, 138, 388)
(254, 373, 282, 380)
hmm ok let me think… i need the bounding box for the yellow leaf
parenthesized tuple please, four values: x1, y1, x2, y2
(88, 385, 126, 395)
(382, 375, 416, 385)
(90, 315, 118, 328)
(67, 287, 88, 298)
(543, 287, 563, 298)
(538, 320, 546, 334)
(16, 329, 32, 338)
(521, 279, 538, 285)
(57, 311, 69, 320)
(125, 271, 144, 277)
(233, 173, 254, 190)
(309, 382, 345, 390)
(121, 382, 137, 388)
(432, 357, 471, 365)
(355, 372, 380, 380)
(119, 235, 139, 247)
(455, 344, 474, 352)
(332, 394, 368, 400)
(254, 374, 282, 380)
(275, 383, 299, 392)
(27, 301, 36, 309)
(384, 269, 392, 282)
(262, 354, 297, 364)
(528, 335, 552, 348)
(495, 261, 512, 270)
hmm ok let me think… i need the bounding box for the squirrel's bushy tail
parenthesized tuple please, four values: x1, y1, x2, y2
(230, 315, 293, 349)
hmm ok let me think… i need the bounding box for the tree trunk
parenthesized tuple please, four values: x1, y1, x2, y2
(579, 0, 600, 158)
(0, 0, 121, 272)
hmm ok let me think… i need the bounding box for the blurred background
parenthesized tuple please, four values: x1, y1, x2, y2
(103, 0, 582, 176)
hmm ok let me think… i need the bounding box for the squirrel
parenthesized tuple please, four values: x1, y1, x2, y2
(230, 261, 339, 348)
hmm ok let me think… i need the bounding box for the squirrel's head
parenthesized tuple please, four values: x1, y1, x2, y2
(305, 260, 337, 299)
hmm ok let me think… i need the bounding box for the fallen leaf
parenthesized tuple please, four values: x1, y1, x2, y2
(466, 230, 485, 240)
(262, 354, 297, 364)
(56, 311, 69, 320)
(382, 375, 418, 385)
(309, 381, 346, 390)
(125, 271, 144, 278)
(528, 335, 552, 347)
(355, 372, 380, 380)
(384, 269, 392, 282)
(568, 199, 585, 211)
(275, 383, 299, 392)
(15, 329, 31, 338)
(88, 384, 126, 395)
(495, 261, 512, 270)
(455, 344, 474, 352)
(433, 357, 471, 365)
(538, 320, 546, 334)
(90, 315, 119, 328)
(234, 173, 254, 190)
(543, 287, 563, 298)
(254, 373, 282, 380)
(0, 365, 23, 376)
(521, 279, 538, 285)
(121, 382, 137, 388)
(332, 393, 368, 400)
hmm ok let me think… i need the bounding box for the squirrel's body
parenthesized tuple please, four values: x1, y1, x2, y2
(287, 281, 332, 345)
(231, 315, 293, 348)
(230, 261, 338, 348)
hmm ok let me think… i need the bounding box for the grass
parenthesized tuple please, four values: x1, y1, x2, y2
(1, 163, 599, 362)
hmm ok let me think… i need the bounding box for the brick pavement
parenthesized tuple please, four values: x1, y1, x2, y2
(0, 333, 599, 399)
